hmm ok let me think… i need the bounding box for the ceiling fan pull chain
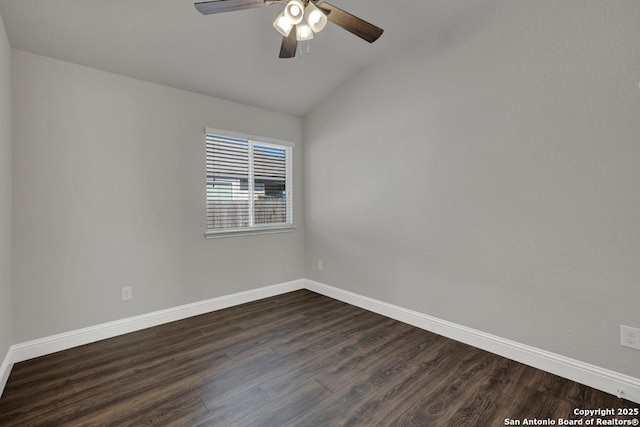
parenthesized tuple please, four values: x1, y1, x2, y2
(307, 40, 310, 55)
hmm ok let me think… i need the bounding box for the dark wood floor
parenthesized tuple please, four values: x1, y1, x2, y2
(0, 290, 637, 426)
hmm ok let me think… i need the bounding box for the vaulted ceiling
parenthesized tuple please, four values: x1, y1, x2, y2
(0, 0, 495, 116)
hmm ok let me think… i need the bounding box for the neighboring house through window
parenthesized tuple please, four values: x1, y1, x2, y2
(205, 128, 293, 237)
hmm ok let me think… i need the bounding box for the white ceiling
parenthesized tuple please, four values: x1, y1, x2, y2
(0, 0, 495, 117)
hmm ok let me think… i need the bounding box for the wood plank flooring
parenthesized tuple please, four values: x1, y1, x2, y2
(0, 290, 637, 426)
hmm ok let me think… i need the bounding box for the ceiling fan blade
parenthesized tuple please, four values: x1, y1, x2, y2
(315, 2, 383, 43)
(195, 0, 267, 15)
(279, 29, 298, 58)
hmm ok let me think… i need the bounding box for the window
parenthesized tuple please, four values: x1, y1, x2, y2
(205, 128, 293, 237)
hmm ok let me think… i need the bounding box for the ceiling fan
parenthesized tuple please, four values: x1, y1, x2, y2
(194, 0, 384, 58)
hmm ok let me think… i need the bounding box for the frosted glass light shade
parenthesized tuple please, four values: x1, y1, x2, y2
(284, 0, 304, 25)
(273, 12, 293, 37)
(296, 23, 314, 41)
(304, 3, 327, 33)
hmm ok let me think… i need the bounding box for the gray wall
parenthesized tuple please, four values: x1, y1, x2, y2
(304, 0, 640, 378)
(0, 11, 12, 360)
(12, 50, 304, 342)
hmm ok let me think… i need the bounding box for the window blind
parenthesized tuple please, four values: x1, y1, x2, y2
(206, 131, 293, 234)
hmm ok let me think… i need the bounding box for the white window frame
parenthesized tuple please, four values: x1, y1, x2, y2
(204, 128, 294, 238)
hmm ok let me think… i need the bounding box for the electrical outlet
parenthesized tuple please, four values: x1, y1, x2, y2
(317, 260, 323, 271)
(620, 325, 640, 350)
(122, 286, 133, 301)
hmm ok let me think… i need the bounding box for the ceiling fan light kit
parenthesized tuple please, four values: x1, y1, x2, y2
(304, 3, 327, 33)
(284, 0, 305, 24)
(272, 1, 320, 46)
(195, 0, 384, 58)
(273, 12, 294, 37)
(296, 22, 314, 41)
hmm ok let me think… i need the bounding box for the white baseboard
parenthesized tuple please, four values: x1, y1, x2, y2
(0, 346, 13, 397)
(305, 279, 640, 404)
(0, 278, 304, 397)
(2, 277, 639, 405)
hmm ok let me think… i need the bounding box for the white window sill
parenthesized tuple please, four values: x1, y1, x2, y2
(204, 225, 295, 239)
